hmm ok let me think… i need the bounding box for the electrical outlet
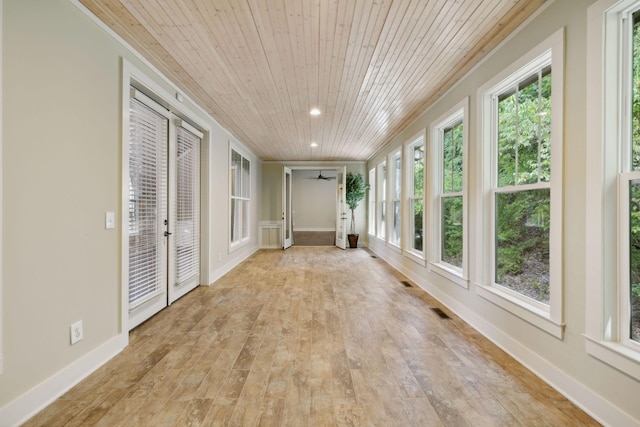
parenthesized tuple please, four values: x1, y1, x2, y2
(70, 320, 83, 345)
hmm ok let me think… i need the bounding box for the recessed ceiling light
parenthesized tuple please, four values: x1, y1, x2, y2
(310, 142, 318, 148)
(310, 108, 321, 116)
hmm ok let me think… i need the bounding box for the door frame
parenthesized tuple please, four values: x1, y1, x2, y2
(281, 165, 345, 249)
(122, 60, 211, 334)
(282, 166, 293, 249)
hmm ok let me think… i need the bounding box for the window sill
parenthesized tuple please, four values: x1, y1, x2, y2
(403, 249, 426, 266)
(388, 242, 402, 254)
(476, 283, 564, 339)
(585, 336, 640, 382)
(229, 238, 250, 253)
(430, 262, 468, 289)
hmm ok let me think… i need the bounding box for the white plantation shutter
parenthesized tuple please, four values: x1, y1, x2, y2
(128, 97, 168, 307)
(174, 124, 200, 285)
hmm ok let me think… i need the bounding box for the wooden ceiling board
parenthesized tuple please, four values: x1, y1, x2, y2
(78, 0, 546, 161)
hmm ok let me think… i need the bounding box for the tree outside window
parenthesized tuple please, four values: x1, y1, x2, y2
(494, 66, 552, 304)
(441, 121, 463, 268)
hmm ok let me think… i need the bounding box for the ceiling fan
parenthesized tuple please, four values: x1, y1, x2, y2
(307, 170, 336, 181)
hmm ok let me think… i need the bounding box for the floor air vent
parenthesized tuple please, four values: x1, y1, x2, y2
(431, 307, 450, 319)
(401, 280, 412, 287)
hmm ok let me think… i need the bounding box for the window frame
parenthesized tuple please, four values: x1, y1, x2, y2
(229, 144, 251, 250)
(430, 98, 469, 288)
(476, 28, 564, 339)
(368, 167, 376, 236)
(585, 0, 640, 380)
(388, 149, 402, 251)
(404, 132, 426, 264)
(377, 161, 387, 240)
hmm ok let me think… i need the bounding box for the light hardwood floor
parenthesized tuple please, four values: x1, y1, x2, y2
(24, 247, 598, 426)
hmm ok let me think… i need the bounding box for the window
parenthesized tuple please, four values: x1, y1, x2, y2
(495, 67, 551, 301)
(405, 134, 425, 260)
(368, 167, 376, 235)
(432, 99, 468, 285)
(230, 147, 250, 247)
(621, 9, 640, 345)
(585, 0, 640, 379)
(377, 161, 386, 239)
(389, 150, 402, 248)
(478, 29, 563, 338)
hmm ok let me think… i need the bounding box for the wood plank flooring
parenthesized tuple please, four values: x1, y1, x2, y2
(23, 247, 598, 426)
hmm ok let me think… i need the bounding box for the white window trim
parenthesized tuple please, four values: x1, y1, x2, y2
(476, 28, 564, 339)
(229, 144, 252, 251)
(388, 149, 402, 252)
(585, 0, 640, 380)
(377, 160, 387, 241)
(368, 167, 376, 236)
(0, 0, 4, 375)
(403, 131, 427, 265)
(430, 98, 469, 289)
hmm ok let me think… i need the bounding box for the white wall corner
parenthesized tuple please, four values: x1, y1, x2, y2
(208, 244, 259, 286)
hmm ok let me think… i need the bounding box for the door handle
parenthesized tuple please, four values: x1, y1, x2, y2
(164, 231, 172, 237)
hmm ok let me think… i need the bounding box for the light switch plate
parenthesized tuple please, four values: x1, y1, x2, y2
(105, 212, 115, 229)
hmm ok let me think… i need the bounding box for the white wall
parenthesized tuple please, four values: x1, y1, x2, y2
(0, 1, 260, 424)
(292, 170, 336, 231)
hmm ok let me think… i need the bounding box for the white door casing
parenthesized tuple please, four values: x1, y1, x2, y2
(282, 166, 292, 249)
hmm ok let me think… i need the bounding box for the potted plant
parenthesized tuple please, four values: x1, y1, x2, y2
(345, 171, 371, 248)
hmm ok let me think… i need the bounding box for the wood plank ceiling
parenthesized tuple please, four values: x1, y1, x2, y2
(79, 0, 546, 161)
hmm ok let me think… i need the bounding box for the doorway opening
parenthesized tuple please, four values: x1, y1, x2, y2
(282, 166, 347, 249)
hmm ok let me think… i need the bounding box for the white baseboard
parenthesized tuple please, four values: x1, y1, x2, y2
(0, 333, 127, 427)
(207, 244, 259, 285)
(370, 248, 638, 427)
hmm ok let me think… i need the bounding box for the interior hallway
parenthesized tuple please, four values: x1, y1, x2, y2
(23, 247, 597, 426)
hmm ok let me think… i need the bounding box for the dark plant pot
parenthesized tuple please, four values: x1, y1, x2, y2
(348, 234, 359, 248)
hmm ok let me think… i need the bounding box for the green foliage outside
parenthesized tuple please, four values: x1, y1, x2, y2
(413, 145, 424, 251)
(632, 181, 640, 340)
(442, 123, 464, 267)
(630, 17, 640, 340)
(494, 68, 552, 303)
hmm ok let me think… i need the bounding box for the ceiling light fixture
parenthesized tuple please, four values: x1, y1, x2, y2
(310, 142, 318, 148)
(310, 108, 321, 116)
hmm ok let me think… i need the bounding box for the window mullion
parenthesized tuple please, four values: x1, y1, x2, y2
(515, 85, 520, 186)
(537, 70, 543, 183)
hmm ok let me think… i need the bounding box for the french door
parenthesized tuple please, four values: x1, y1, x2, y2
(128, 89, 201, 329)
